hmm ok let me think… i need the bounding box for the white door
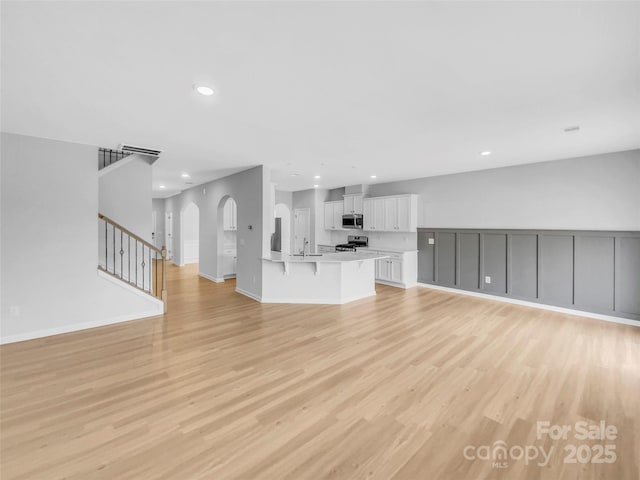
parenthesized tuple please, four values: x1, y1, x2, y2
(165, 212, 173, 260)
(294, 208, 310, 253)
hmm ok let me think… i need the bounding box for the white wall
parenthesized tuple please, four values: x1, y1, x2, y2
(99, 155, 152, 242)
(181, 202, 199, 264)
(1, 133, 162, 343)
(163, 166, 270, 299)
(367, 149, 640, 230)
(151, 198, 165, 249)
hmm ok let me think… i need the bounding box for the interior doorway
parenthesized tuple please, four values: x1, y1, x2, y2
(165, 212, 173, 260)
(293, 208, 310, 254)
(181, 202, 199, 265)
(218, 196, 237, 280)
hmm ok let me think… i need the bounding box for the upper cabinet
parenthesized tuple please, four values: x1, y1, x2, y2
(223, 198, 237, 231)
(363, 194, 417, 232)
(343, 194, 364, 215)
(324, 201, 344, 230)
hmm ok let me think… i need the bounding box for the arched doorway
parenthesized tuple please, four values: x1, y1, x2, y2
(274, 203, 291, 254)
(181, 202, 199, 265)
(217, 196, 237, 280)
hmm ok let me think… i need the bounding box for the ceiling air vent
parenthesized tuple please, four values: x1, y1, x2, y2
(563, 125, 580, 134)
(118, 144, 163, 157)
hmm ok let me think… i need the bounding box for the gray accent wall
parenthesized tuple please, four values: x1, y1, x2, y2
(418, 229, 640, 322)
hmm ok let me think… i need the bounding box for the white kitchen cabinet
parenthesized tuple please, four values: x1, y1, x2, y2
(389, 258, 403, 283)
(343, 194, 364, 215)
(222, 247, 237, 276)
(376, 257, 402, 283)
(363, 198, 387, 231)
(223, 198, 237, 231)
(395, 196, 412, 231)
(365, 249, 418, 288)
(363, 194, 417, 232)
(363, 199, 374, 230)
(324, 201, 344, 230)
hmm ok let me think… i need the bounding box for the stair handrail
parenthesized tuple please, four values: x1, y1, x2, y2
(98, 213, 167, 311)
(98, 213, 160, 253)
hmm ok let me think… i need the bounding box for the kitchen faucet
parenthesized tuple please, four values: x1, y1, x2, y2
(303, 237, 309, 258)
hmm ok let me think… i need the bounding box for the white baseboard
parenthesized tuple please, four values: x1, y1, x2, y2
(0, 309, 163, 345)
(375, 279, 416, 289)
(199, 272, 225, 283)
(235, 287, 262, 302)
(260, 290, 376, 305)
(417, 283, 639, 328)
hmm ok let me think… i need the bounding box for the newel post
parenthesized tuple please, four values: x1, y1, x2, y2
(161, 245, 168, 312)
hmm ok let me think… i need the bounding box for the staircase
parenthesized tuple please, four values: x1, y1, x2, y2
(98, 213, 167, 311)
(97, 146, 167, 312)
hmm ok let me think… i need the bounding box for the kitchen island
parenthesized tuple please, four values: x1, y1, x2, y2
(260, 251, 388, 304)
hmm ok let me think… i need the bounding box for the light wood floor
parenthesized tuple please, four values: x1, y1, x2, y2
(1, 264, 639, 480)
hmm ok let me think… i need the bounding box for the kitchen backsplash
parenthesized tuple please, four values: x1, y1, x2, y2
(327, 230, 417, 250)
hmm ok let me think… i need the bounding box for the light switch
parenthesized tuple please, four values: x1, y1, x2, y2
(428, 238, 435, 245)
(485, 276, 491, 284)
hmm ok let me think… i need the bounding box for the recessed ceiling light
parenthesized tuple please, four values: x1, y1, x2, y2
(159, 185, 166, 189)
(290, 173, 299, 177)
(313, 184, 319, 188)
(193, 84, 214, 96)
(314, 175, 321, 179)
(480, 151, 492, 156)
(181, 173, 190, 178)
(564, 125, 580, 133)
(370, 175, 377, 179)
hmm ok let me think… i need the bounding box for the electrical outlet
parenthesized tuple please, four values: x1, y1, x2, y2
(485, 276, 491, 284)
(9, 306, 20, 317)
(428, 238, 435, 245)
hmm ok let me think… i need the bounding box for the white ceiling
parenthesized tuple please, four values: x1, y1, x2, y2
(2, 1, 639, 197)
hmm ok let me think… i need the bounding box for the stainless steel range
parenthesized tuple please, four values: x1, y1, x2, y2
(335, 235, 368, 252)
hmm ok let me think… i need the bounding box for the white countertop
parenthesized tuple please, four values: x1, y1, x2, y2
(359, 247, 418, 253)
(263, 251, 388, 263)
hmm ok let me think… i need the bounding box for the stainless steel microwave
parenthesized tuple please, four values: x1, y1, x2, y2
(342, 214, 363, 229)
